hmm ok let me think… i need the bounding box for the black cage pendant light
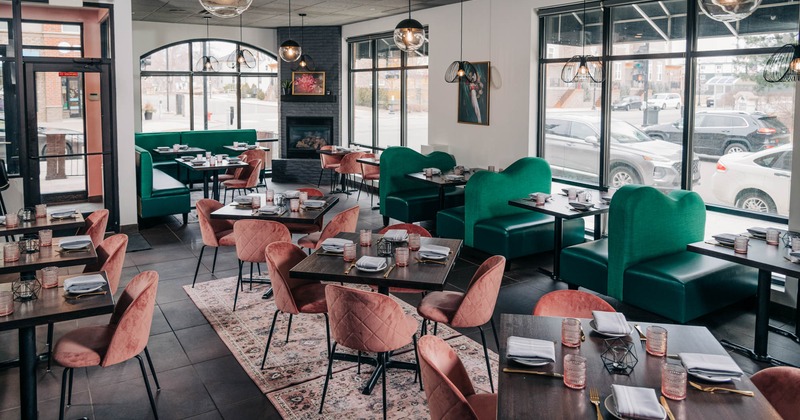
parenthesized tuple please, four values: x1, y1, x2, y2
(195, 17, 220, 72)
(560, 0, 603, 84)
(394, 0, 426, 52)
(294, 13, 315, 71)
(279, 0, 302, 62)
(445, 0, 475, 83)
(764, 20, 800, 82)
(229, 15, 256, 69)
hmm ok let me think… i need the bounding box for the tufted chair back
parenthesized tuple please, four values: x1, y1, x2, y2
(237, 159, 263, 189)
(360, 153, 381, 181)
(335, 152, 367, 175)
(533, 290, 615, 319)
(314, 206, 360, 249)
(102, 271, 159, 367)
(80, 209, 109, 248)
(319, 145, 343, 169)
(196, 199, 235, 247)
(378, 223, 432, 238)
(418, 335, 480, 420)
(298, 187, 324, 197)
(451, 255, 505, 328)
(234, 220, 291, 263)
(266, 242, 319, 315)
(751, 367, 800, 420)
(84, 234, 128, 294)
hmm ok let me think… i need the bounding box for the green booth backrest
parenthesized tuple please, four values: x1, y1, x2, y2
(135, 132, 182, 162)
(463, 157, 552, 247)
(180, 129, 257, 156)
(607, 185, 706, 300)
(379, 147, 457, 214)
(134, 145, 153, 198)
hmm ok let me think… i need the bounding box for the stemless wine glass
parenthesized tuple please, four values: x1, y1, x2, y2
(395, 247, 409, 267)
(661, 363, 687, 401)
(766, 228, 780, 245)
(343, 243, 357, 262)
(360, 229, 372, 247)
(3, 243, 19, 262)
(251, 195, 262, 210)
(41, 266, 59, 289)
(35, 204, 47, 218)
(561, 318, 582, 348)
(299, 191, 309, 204)
(408, 233, 421, 251)
(39, 229, 53, 247)
(0, 291, 13, 316)
(5, 213, 18, 227)
(646, 326, 668, 357)
(563, 354, 586, 390)
(266, 189, 275, 202)
(289, 198, 300, 212)
(734, 235, 749, 254)
(568, 188, 578, 200)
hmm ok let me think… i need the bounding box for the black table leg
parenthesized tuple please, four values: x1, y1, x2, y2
(212, 173, 220, 201)
(768, 279, 800, 345)
(202, 172, 210, 199)
(593, 214, 602, 240)
(438, 187, 445, 210)
(539, 218, 564, 280)
(19, 326, 37, 420)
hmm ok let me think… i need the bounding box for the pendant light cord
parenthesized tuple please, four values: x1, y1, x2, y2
(459, 0, 463, 61)
(408, 0, 412, 20)
(582, 0, 586, 56)
(301, 14, 304, 47)
(288, 0, 292, 38)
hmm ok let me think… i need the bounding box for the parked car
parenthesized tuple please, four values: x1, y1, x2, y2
(646, 93, 681, 110)
(611, 96, 643, 111)
(544, 114, 701, 188)
(711, 144, 790, 215)
(643, 111, 790, 156)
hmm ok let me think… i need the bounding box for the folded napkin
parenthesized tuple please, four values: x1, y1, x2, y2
(59, 235, 93, 249)
(592, 311, 630, 335)
(321, 238, 353, 249)
(283, 190, 301, 198)
(258, 205, 281, 214)
(233, 196, 253, 204)
(51, 208, 77, 217)
(64, 274, 107, 294)
(383, 229, 408, 242)
(611, 385, 665, 420)
(444, 174, 465, 181)
(356, 256, 387, 270)
(506, 336, 555, 363)
(679, 353, 743, 379)
(422, 167, 442, 175)
(418, 244, 450, 257)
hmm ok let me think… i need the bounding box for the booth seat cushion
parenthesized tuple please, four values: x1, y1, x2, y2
(436, 206, 465, 240)
(385, 187, 464, 223)
(623, 251, 757, 323)
(473, 213, 584, 260)
(560, 239, 609, 294)
(151, 169, 189, 197)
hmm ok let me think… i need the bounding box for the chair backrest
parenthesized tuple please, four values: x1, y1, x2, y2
(378, 223, 432, 238)
(452, 255, 506, 327)
(418, 335, 480, 420)
(607, 185, 706, 300)
(266, 242, 319, 314)
(298, 187, 324, 198)
(79, 209, 109, 248)
(378, 147, 456, 216)
(360, 153, 380, 179)
(315, 205, 360, 249)
(103, 270, 159, 367)
(463, 157, 551, 247)
(239, 159, 263, 189)
(196, 199, 235, 247)
(84, 234, 128, 294)
(751, 366, 800, 420)
(319, 145, 343, 169)
(533, 290, 615, 318)
(325, 284, 412, 353)
(234, 219, 291, 263)
(337, 152, 366, 175)
(239, 148, 265, 164)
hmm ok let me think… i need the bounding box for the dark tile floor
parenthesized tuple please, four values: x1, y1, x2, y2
(0, 182, 797, 419)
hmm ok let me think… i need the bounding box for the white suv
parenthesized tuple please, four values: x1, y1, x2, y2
(647, 93, 681, 110)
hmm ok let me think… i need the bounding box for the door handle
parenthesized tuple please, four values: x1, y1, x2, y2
(774, 172, 790, 178)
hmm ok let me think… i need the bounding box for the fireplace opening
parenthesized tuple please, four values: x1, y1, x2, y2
(285, 117, 334, 159)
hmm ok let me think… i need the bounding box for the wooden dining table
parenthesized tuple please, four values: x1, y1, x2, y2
(209, 194, 339, 226)
(405, 169, 480, 210)
(497, 314, 780, 419)
(175, 158, 249, 201)
(0, 213, 85, 237)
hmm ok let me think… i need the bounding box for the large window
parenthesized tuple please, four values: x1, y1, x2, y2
(538, 0, 796, 226)
(348, 34, 428, 151)
(139, 40, 279, 137)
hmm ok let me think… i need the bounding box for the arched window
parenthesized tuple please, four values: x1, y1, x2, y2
(139, 39, 278, 135)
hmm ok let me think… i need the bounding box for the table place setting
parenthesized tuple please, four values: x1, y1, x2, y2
(590, 311, 635, 337)
(607, 384, 668, 420)
(527, 192, 552, 206)
(63, 274, 107, 298)
(417, 244, 450, 263)
(678, 352, 744, 383)
(421, 167, 442, 177)
(382, 229, 409, 243)
(50, 208, 78, 220)
(321, 237, 353, 254)
(505, 336, 556, 367)
(57, 235, 93, 253)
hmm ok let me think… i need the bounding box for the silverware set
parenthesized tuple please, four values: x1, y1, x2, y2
(415, 258, 447, 265)
(689, 381, 754, 396)
(64, 290, 107, 300)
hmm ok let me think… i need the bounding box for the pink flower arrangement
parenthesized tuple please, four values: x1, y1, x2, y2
(294, 73, 320, 94)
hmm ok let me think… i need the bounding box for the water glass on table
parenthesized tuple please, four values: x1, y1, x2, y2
(563, 354, 586, 390)
(266, 189, 275, 202)
(408, 233, 421, 251)
(39, 229, 53, 247)
(734, 235, 749, 254)
(360, 229, 372, 247)
(5, 213, 18, 227)
(395, 247, 409, 267)
(343, 243, 357, 262)
(35, 204, 47, 218)
(568, 188, 578, 201)
(289, 198, 300, 212)
(766, 228, 780, 245)
(251, 195, 262, 210)
(41, 266, 59, 289)
(3, 243, 19, 262)
(661, 363, 687, 401)
(299, 191, 308, 204)
(561, 318, 582, 348)
(0, 291, 13, 316)
(646, 326, 668, 356)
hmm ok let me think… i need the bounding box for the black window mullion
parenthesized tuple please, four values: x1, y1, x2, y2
(681, 0, 698, 190)
(599, 4, 612, 190)
(372, 39, 379, 150)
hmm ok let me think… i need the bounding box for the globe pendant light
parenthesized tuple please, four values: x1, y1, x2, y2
(279, 0, 302, 63)
(294, 13, 316, 71)
(764, 19, 800, 82)
(394, 0, 426, 52)
(198, 0, 253, 19)
(229, 15, 256, 69)
(194, 17, 220, 72)
(698, 0, 761, 23)
(560, 0, 603, 84)
(445, 0, 475, 83)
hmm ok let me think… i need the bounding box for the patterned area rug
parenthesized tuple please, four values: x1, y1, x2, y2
(184, 277, 498, 419)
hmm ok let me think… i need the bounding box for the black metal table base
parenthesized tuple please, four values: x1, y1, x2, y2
(720, 339, 797, 367)
(769, 324, 800, 345)
(330, 351, 417, 395)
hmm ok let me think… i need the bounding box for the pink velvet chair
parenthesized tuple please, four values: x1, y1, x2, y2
(217, 152, 248, 183)
(193, 199, 237, 287)
(751, 366, 800, 420)
(260, 242, 330, 368)
(417, 255, 506, 392)
(533, 290, 615, 319)
(222, 159, 263, 203)
(53, 271, 160, 420)
(318, 145, 342, 190)
(297, 205, 360, 251)
(418, 335, 497, 420)
(284, 188, 326, 235)
(319, 285, 420, 420)
(335, 151, 366, 194)
(359, 153, 381, 206)
(378, 223, 432, 238)
(78, 209, 109, 248)
(233, 220, 291, 310)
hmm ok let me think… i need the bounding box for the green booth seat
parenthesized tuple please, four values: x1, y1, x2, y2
(135, 146, 190, 225)
(559, 239, 609, 294)
(436, 156, 584, 260)
(134, 132, 181, 178)
(379, 147, 464, 225)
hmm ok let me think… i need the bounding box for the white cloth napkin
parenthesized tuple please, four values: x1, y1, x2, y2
(506, 336, 555, 363)
(64, 274, 107, 294)
(283, 190, 300, 198)
(356, 256, 387, 270)
(233, 196, 253, 204)
(59, 235, 93, 249)
(320, 238, 353, 250)
(611, 385, 666, 420)
(383, 229, 408, 242)
(444, 174, 465, 181)
(422, 167, 441, 175)
(257, 205, 281, 214)
(592, 311, 630, 335)
(51, 208, 77, 217)
(679, 353, 744, 379)
(418, 244, 450, 257)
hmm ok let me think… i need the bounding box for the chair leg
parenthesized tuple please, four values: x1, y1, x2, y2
(381, 352, 388, 420)
(318, 168, 324, 188)
(249, 262, 254, 291)
(233, 260, 243, 311)
(433, 322, 438, 336)
(285, 314, 293, 343)
(211, 247, 219, 274)
(182, 213, 188, 225)
(59, 367, 70, 420)
(370, 180, 375, 207)
(257, 263, 261, 276)
(412, 334, 422, 390)
(490, 317, 500, 352)
(144, 346, 161, 391)
(318, 342, 338, 414)
(382, 216, 389, 227)
(260, 309, 280, 369)
(358, 178, 364, 200)
(67, 368, 74, 405)
(477, 325, 494, 393)
(420, 319, 428, 337)
(46, 323, 54, 371)
(357, 351, 362, 374)
(323, 313, 331, 359)
(192, 245, 206, 288)
(135, 354, 159, 419)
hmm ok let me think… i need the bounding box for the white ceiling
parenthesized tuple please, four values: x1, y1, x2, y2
(132, 0, 462, 28)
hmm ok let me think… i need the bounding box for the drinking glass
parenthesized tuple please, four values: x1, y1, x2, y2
(408, 233, 421, 251)
(343, 243, 357, 262)
(646, 325, 668, 357)
(266, 189, 275, 202)
(577, 192, 587, 202)
(766, 228, 780, 245)
(425, 168, 433, 177)
(39, 229, 53, 247)
(568, 188, 578, 200)
(251, 195, 262, 210)
(35, 204, 47, 218)
(661, 363, 687, 401)
(299, 191, 309, 204)
(196, 153, 203, 160)
(5, 213, 18, 227)
(734, 235, 749, 254)
(488, 165, 496, 172)
(41, 266, 59, 289)
(536, 193, 547, 206)
(563, 354, 587, 389)
(395, 247, 409, 267)
(561, 318, 582, 348)
(205, 151, 212, 159)
(173, 144, 180, 152)
(0, 291, 13, 316)
(290, 198, 300, 212)
(360, 229, 372, 247)
(3, 243, 19, 262)
(793, 237, 800, 252)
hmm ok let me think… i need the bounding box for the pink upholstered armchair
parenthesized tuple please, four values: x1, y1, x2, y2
(533, 290, 615, 319)
(418, 335, 497, 420)
(78, 209, 109, 248)
(284, 188, 326, 235)
(232, 219, 291, 310)
(298, 205, 360, 251)
(335, 151, 366, 195)
(318, 145, 342, 190)
(378, 223, 432, 238)
(193, 199, 236, 287)
(751, 366, 800, 420)
(222, 159, 263, 203)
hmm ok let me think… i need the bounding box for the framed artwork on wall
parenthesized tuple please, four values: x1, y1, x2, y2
(292, 71, 326, 95)
(457, 61, 490, 126)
